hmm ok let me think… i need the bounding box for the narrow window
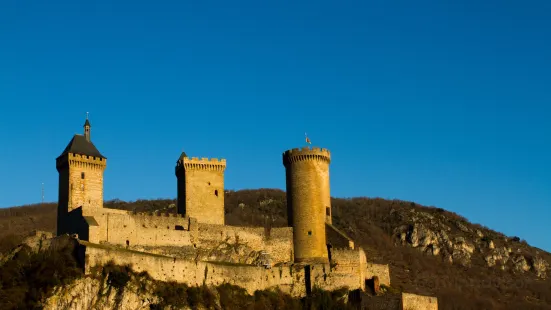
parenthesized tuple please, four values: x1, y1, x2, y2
(326, 207, 330, 216)
(175, 225, 184, 231)
(126, 240, 129, 247)
(308, 231, 312, 236)
(214, 190, 218, 197)
(81, 172, 85, 179)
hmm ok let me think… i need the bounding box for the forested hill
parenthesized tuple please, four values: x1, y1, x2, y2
(0, 189, 550, 309)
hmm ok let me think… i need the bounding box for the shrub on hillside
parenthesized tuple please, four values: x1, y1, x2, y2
(0, 236, 82, 310)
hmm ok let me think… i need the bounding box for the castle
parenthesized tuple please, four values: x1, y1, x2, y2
(55, 116, 438, 309)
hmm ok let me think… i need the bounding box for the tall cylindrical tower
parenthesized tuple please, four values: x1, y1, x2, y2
(283, 146, 331, 263)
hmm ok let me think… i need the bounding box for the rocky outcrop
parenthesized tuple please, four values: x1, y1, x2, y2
(44, 277, 159, 310)
(391, 208, 550, 278)
(42, 273, 219, 310)
(532, 256, 550, 278)
(395, 222, 475, 267)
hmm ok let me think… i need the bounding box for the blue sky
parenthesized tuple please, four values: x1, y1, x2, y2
(0, 1, 550, 251)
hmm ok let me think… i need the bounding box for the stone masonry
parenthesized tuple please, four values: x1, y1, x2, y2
(55, 115, 437, 308)
(283, 147, 332, 263)
(175, 154, 226, 225)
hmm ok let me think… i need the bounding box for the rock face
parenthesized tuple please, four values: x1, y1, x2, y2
(42, 273, 215, 310)
(392, 208, 550, 278)
(44, 277, 159, 310)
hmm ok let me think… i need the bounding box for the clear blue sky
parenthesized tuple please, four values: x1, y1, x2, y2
(0, 1, 549, 251)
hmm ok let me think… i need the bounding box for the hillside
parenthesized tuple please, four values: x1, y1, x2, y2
(0, 189, 550, 309)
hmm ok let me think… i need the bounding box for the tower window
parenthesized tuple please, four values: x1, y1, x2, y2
(308, 231, 312, 236)
(326, 207, 330, 216)
(81, 172, 85, 179)
(214, 190, 218, 197)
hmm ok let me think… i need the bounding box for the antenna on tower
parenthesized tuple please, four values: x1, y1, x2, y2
(86, 112, 89, 119)
(41, 183, 44, 206)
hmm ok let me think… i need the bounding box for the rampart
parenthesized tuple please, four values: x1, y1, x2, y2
(81, 241, 364, 297)
(82, 241, 305, 296)
(329, 247, 367, 291)
(196, 223, 294, 264)
(401, 293, 438, 310)
(365, 263, 391, 287)
(88, 211, 192, 247)
(326, 223, 355, 249)
(85, 210, 294, 264)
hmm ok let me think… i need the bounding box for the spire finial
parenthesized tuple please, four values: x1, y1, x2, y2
(84, 112, 91, 141)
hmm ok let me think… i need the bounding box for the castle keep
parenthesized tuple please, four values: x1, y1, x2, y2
(55, 116, 437, 309)
(56, 117, 107, 237)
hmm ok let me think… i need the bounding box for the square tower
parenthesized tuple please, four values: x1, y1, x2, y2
(56, 116, 106, 237)
(175, 153, 226, 225)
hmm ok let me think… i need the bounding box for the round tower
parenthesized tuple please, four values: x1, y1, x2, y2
(283, 146, 331, 263)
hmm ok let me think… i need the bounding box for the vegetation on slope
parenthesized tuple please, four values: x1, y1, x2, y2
(0, 236, 82, 310)
(1, 189, 550, 309)
(0, 237, 356, 310)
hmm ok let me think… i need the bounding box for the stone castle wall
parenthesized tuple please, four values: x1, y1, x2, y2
(365, 263, 391, 287)
(283, 147, 331, 263)
(89, 211, 192, 247)
(197, 223, 294, 264)
(86, 210, 293, 264)
(82, 241, 364, 297)
(83, 241, 305, 296)
(326, 223, 355, 249)
(401, 293, 438, 310)
(329, 247, 367, 291)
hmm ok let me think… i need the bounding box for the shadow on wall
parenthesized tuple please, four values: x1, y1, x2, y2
(61, 207, 90, 241)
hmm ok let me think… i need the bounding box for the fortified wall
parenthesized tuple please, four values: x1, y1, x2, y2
(401, 293, 438, 310)
(365, 263, 391, 287)
(81, 240, 365, 297)
(85, 208, 293, 264)
(55, 117, 438, 309)
(328, 247, 367, 291)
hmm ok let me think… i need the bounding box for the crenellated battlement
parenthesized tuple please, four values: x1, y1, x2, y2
(133, 212, 186, 218)
(282, 146, 331, 166)
(175, 155, 227, 172)
(56, 152, 107, 171)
